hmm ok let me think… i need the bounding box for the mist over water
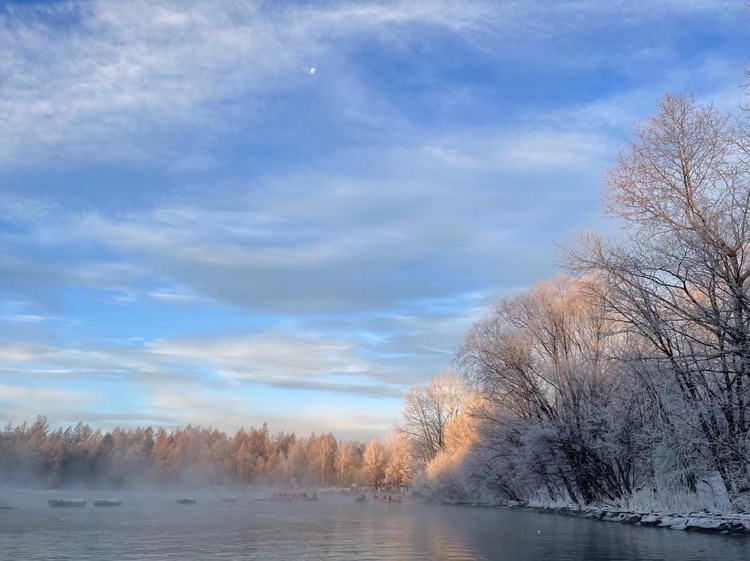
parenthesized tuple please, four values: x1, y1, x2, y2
(2, 490, 749, 560)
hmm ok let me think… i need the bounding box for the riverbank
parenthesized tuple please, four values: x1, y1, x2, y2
(425, 496, 750, 536)
(508, 502, 750, 536)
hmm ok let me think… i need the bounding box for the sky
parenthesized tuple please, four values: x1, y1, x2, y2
(0, 0, 747, 440)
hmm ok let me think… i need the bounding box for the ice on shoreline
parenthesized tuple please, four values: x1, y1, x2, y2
(511, 502, 750, 536)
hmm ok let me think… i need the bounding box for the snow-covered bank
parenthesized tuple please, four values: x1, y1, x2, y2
(417, 482, 750, 537)
(509, 503, 750, 536)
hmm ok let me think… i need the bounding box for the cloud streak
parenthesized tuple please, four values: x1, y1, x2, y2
(0, 0, 746, 436)
(0, 0, 740, 166)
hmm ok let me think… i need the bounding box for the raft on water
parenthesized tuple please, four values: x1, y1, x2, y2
(93, 499, 122, 507)
(175, 498, 197, 505)
(49, 499, 86, 508)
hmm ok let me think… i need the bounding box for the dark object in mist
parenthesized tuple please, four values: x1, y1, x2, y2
(94, 499, 122, 507)
(222, 498, 238, 503)
(176, 498, 197, 504)
(49, 499, 86, 507)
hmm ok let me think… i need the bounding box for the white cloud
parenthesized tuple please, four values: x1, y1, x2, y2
(148, 288, 201, 304)
(0, 314, 50, 323)
(0, 0, 491, 166)
(0, 333, 410, 435)
(0, 0, 745, 437)
(0, 383, 98, 422)
(0, 0, 740, 167)
(153, 332, 373, 379)
(147, 386, 396, 438)
(0, 345, 35, 363)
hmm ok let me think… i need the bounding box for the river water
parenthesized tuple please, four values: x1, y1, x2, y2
(1, 490, 749, 560)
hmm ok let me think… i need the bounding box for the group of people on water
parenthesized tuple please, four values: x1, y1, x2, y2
(355, 493, 401, 503)
(273, 490, 403, 503)
(374, 493, 401, 503)
(273, 492, 316, 500)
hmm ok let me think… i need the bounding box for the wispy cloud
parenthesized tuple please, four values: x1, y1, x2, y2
(0, 0, 745, 436)
(153, 332, 373, 378)
(0, 383, 99, 421)
(0, 0, 740, 167)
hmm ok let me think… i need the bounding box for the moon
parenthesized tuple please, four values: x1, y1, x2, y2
(310, 68, 316, 74)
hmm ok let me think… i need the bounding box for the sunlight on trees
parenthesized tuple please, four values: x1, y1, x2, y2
(411, 94, 750, 513)
(397, 369, 468, 464)
(0, 420, 372, 489)
(363, 439, 387, 489)
(7, 94, 750, 512)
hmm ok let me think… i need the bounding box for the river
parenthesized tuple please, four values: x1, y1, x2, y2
(1, 491, 749, 560)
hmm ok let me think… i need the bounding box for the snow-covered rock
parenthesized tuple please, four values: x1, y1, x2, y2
(510, 501, 750, 536)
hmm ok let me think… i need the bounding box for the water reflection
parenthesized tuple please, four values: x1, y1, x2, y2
(1, 491, 750, 560)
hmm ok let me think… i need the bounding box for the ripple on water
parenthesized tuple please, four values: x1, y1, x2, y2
(1, 494, 750, 560)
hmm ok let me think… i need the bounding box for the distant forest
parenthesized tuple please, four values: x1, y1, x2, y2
(0, 416, 412, 490)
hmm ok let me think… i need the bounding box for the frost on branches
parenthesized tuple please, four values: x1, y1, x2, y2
(404, 96, 750, 515)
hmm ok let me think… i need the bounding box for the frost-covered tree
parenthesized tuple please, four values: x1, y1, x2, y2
(385, 432, 413, 491)
(310, 433, 337, 487)
(363, 439, 387, 489)
(409, 94, 750, 512)
(571, 94, 750, 500)
(455, 274, 641, 503)
(398, 369, 468, 463)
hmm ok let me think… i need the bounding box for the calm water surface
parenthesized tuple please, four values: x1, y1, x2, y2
(1, 490, 749, 560)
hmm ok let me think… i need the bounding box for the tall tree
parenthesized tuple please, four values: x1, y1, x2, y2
(337, 440, 351, 488)
(572, 94, 750, 496)
(363, 439, 387, 489)
(311, 433, 337, 487)
(385, 432, 413, 491)
(398, 369, 467, 463)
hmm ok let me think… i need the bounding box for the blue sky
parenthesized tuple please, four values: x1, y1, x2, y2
(0, 0, 747, 439)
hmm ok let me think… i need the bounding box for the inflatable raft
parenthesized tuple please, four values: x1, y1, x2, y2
(175, 498, 197, 504)
(49, 499, 86, 507)
(93, 499, 122, 507)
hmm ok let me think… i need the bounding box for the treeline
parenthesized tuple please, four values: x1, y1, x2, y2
(0, 416, 412, 490)
(402, 94, 750, 514)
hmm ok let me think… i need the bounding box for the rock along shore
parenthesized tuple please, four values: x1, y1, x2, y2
(508, 503, 750, 536)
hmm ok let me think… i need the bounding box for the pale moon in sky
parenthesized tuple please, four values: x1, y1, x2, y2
(310, 68, 316, 74)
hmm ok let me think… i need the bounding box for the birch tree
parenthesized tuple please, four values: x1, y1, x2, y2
(337, 440, 351, 488)
(310, 433, 337, 487)
(363, 439, 387, 489)
(385, 432, 413, 491)
(457, 275, 640, 502)
(571, 94, 750, 496)
(398, 369, 467, 463)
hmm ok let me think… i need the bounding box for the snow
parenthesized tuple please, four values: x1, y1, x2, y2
(515, 503, 750, 536)
(684, 518, 724, 530)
